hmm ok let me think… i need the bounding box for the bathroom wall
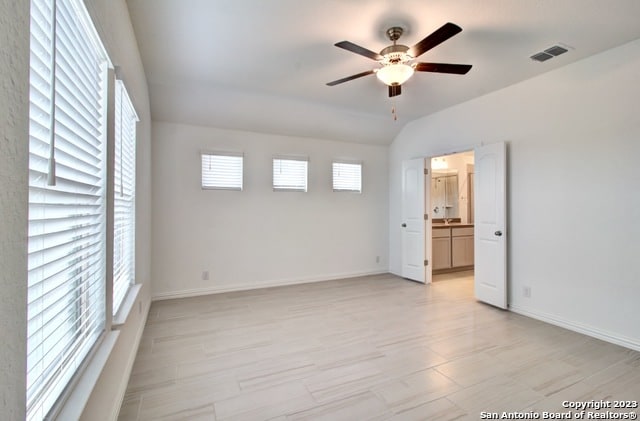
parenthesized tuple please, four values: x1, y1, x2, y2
(431, 152, 474, 223)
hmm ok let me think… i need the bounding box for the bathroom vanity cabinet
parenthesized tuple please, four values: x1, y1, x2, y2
(432, 225, 474, 273)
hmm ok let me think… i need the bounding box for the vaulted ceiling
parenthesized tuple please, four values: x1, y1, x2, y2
(126, 0, 640, 145)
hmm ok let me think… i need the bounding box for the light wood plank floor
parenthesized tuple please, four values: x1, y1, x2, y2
(118, 272, 640, 420)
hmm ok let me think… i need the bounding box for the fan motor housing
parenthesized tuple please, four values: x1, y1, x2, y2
(380, 44, 411, 64)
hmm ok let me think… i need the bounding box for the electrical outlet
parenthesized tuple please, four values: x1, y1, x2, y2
(523, 286, 531, 298)
(202, 271, 210, 281)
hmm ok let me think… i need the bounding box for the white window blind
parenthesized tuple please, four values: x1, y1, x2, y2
(273, 157, 308, 192)
(332, 161, 362, 192)
(27, 0, 109, 419)
(201, 152, 243, 190)
(113, 80, 138, 315)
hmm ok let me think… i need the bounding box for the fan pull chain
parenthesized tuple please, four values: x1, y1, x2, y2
(391, 102, 397, 121)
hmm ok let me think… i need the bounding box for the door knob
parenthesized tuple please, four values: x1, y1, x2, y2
(401, 223, 407, 228)
(494, 230, 503, 236)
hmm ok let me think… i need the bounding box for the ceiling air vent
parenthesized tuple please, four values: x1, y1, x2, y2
(545, 45, 568, 56)
(530, 44, 570, 62)
(530, 52, 553, 62)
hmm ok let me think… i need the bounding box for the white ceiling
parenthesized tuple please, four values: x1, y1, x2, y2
(126, 0, 640, 145)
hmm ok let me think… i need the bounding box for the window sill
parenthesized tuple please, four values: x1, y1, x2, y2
(53, 331, 120, 420)
(53, 284, 142, 418)
(113, 283, 142, 328)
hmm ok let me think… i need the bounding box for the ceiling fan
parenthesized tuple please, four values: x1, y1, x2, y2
(327, 22, 472, 97)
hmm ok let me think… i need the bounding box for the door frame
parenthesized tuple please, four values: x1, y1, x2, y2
(424, 158, 432, 284)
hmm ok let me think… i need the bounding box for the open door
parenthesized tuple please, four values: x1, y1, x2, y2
(474, 142, 507, 308)
(401, 158, 426, 283)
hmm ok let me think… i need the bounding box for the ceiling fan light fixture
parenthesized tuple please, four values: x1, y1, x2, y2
(327, 22, 471, 97)
(376, 63, 414, 86)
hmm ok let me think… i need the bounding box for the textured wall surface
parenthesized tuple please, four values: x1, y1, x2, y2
(0, 0, 152, 417)
(0, 0, 30, 418)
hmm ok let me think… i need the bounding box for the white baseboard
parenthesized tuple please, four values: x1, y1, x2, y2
(108, 296, 151, 421)
(510, 304, 640, 352)
(152, 269, 390, 301)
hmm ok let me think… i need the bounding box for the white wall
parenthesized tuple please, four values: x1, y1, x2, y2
(152, 122, 389, 299)
(81, 0, 153, 418)
(390, 38, 640, 350)
(0, 0, 29, 418)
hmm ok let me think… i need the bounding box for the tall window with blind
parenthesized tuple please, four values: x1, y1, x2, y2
(113, 81, 138, 315)
(201, 152, 244, 190)
(332, 161, 362, 193)
(273, 157, 308, 192)
(27, 0, 110, 418)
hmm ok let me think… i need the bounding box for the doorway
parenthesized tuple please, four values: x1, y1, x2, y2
(401, 141, 507, 308)
(429, 151, 475, 283)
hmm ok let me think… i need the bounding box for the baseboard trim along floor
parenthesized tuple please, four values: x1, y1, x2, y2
(151, 269, 389, 301)
(509, 304, 640, 352)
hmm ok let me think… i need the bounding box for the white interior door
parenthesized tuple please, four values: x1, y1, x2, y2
(401, 158, 425, 283)
(474, 142, 507, 308)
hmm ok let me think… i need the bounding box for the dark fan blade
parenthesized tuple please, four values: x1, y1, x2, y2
(409, 22, 462, 58)
(326, 70, 375, 86)
(388, 84, 402, 97)
(414, 62, 472, 74)
(335, 41, 382, 61)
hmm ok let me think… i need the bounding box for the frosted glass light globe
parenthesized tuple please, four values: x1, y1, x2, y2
(376, 64, 414, 86)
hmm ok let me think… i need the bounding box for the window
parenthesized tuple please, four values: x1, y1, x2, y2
(332, 161, 362, 193)
(113, 80, 138, 315)
(201, 152, 243, 190)
(27, 0, 110, 419)
(273, 157, 308, 192)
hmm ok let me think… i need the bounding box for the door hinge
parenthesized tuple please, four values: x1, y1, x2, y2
(424, 259, 429, 266)
(424, 214, 428, 220)
(424, 168, 429, 175)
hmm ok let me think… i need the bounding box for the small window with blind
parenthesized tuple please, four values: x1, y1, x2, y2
(332, 161, 362, 193)
(113, 80, 138, 316)
(273, 157, 308, 192)
(201, 152, 243, 190)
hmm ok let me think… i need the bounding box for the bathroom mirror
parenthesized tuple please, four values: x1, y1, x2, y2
(431, 172, 459, 219)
